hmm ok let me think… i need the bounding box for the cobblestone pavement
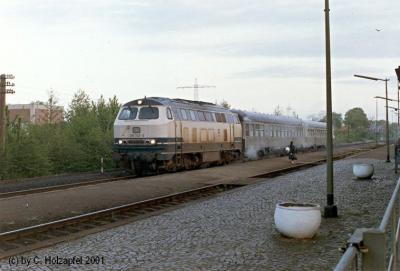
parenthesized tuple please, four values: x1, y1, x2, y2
(0, 158, 397, 271)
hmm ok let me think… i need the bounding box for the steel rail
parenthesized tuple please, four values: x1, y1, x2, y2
(0, 175, 136, 199)
(0, 183, 241, 259)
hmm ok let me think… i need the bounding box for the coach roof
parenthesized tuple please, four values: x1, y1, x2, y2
(232, 109, 326, 128)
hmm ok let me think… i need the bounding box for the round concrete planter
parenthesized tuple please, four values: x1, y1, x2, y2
(353, 163, 374, 179)
(274, 202, 321, 239)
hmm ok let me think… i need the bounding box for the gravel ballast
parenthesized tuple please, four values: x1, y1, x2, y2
(0, 158, 396, 271)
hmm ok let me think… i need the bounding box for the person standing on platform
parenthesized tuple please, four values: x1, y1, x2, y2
(288, 141, 297, 164)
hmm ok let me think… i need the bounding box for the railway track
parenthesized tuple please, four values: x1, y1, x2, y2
(0, 143, 378, 199)
(0, 183, 243, 259)
(0, 144, 380, 259)
(0, 174, 136, 199)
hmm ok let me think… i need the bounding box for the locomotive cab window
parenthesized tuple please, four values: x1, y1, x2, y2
(118, 107, 138, 120)
(139, 107, 159, 119)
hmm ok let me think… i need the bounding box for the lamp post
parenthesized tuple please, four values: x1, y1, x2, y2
(375, 97, 378, 145)
(323, 0, 337, 218)
(354, 74, 390, 162)
(396, 66, 400, 141)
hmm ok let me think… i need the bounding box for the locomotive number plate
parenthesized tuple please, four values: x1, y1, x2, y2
(133, 127, 140, 133)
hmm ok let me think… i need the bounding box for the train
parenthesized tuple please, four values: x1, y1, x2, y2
(112, 97, 326, 175)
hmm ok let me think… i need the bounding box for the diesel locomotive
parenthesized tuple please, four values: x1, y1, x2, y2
(113, 97, 326, 174)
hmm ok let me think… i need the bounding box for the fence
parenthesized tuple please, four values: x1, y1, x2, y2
(334, 178, 400, 271)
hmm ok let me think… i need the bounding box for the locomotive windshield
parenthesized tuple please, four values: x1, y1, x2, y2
(118, 107, 138, 120)
(139, 107, 159, 119)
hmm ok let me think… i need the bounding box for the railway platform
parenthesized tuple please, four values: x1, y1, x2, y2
(0, 145, 397, 270)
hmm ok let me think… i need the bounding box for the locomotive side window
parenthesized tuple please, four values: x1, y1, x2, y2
(118, 107, 138, 120)
(180, 109, 188, 120)
(205, 112, 214, 122)
(197, 111, 206, 121)
(172, 108, 181, 120)
(221, 113, 227, 123)
(139, 107, 159, 119)
(167, 108, 173, 119)
(189, 110, 197, 121)
(245, 124, 249, 136)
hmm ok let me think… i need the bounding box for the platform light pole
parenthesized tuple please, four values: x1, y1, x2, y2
(375, 97, 379, 145)
(355, 75, 390, 162)
(396, 66, 400, 140)
(323, 0, 337, 218)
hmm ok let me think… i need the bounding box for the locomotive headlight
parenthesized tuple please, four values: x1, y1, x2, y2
(150, 139, 156, 145)
(118, 139, 123, 145)
(138, 100, 143, 105)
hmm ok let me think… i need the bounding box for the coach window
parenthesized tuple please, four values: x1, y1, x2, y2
(139, 107, 159, 119)
(197, 111, 206, 121)
(118, 107, 138, 120)
(167, 108, 173, 120)
(189, 110, 197, 121)
(245, 124, 250, 136)
(249, 124, 254, 137)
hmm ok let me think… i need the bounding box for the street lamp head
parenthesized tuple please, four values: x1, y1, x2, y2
(354, 74, 379, 81)
(354, 74, 388, 82)
(395, 66, 400, 83)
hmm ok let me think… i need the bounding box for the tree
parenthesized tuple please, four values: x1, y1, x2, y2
(344, 107, 369, 140)
(320, 112, 343, 130)
(344, 108, 369, 130)
(46, 90, 62, 124)
(219, 100, 231, 109)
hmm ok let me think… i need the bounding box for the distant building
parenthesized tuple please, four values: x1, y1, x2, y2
(7, 103, 64, 124)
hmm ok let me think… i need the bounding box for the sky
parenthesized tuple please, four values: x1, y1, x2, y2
(0, 0, 399, 120)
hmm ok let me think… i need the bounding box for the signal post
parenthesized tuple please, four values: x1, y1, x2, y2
(0, 74, 15, 151)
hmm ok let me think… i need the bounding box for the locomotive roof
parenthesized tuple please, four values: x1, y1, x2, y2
(232, 109, 326, 128)
(123, 97, 233, 113)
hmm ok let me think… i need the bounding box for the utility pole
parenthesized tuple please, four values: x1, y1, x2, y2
(177, 78, 215, 101)
(0, 74, 15, 151)
(323, 0, 337, 218)
(395, 66, 400, 141)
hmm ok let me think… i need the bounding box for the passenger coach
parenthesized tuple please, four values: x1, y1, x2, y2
(232, 110, 326, 158)
(113, 97, 242, 175)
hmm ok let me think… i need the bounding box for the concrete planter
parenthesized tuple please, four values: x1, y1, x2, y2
(274, 202, 321, 239)
(353, 164, 374, 179)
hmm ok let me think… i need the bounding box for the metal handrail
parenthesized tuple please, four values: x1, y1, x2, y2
(335, 178, 400, 271)
(379, 179, 400, 231)
(335, 246, 358, 271)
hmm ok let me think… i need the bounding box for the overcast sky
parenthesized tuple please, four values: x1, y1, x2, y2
(0, 0, 399, 120)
